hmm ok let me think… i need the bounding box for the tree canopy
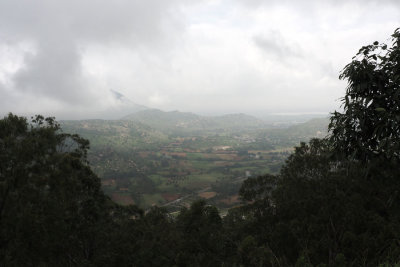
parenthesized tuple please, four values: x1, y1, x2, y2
(0, 114, 111, 265)
(231, 28, 400, 266)
(329, 28, 400, 162)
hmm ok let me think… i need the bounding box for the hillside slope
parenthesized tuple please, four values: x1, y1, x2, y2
(122, 109, 268, 134)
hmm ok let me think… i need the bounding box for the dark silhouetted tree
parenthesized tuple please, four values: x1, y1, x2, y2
(0, 114, 110, 265)
(330, 28, 400, 162)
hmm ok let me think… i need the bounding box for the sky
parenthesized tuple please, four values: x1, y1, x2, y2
(0, 0, 399, 119)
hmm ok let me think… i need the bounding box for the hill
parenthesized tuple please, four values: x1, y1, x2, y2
(122, 109, 268, 134)
(89, 90, 149, 119)
(61, 119, 169, 151)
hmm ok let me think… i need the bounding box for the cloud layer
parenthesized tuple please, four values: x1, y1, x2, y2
(0, 0, 399, 118)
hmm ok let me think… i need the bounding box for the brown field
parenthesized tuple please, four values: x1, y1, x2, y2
(200, 153, 217, 159)
(138, 152, 150, 158)
(198, 191, 217, 199)
(219, 195, 240, 205)
(162, 193, 180, 202)
(111, 193, 135, 205)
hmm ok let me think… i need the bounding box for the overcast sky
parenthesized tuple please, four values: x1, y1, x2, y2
(0, 0, 399, 119)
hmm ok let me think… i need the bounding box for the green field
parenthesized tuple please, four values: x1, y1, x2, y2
(61, 116, 329, 209)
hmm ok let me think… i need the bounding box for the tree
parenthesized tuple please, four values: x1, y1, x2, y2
(237, 139, 400, 265)
(329, 28, 400, 162)
(233, 28, 400, 265)
(175, 200, 225, 266)
(0, 114, 110, 265)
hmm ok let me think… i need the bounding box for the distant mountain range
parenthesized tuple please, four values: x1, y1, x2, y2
(58, 89, 330, 136)
(89, 90, 329, 125)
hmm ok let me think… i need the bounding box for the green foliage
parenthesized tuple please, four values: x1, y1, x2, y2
(228, 28, 400, 266)
(237, 140, 400, 265)
(329, 28, 400, 162)
(175, 200, 225, 266)
(0, 114, 109, 265)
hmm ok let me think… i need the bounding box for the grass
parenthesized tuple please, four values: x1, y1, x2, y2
(180, 173, 219, 190)
(186, 153, 205, 160)
(191, 160, 215, 169)
(148, 174, 164, 186)
(142, 193, 165, 208)
(157, 182, 180, 192)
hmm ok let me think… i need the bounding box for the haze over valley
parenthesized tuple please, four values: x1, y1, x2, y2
(61, 106, 329, 210)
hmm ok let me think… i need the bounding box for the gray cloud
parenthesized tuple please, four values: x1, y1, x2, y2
(0, 0, 186, 107)
(235, 0, 400, 7)
(0, 0, 185, 43)
(0, 0, 398, 118)
(14, 38, 87, 103)
(253, 30, 302, 60)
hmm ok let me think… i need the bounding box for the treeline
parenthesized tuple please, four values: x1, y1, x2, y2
(1, 29, 400, 266)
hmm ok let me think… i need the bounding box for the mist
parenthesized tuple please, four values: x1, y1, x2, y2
(0, 0, 399, 119)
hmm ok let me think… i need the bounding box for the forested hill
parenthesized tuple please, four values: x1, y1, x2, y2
(60, 119, 169, 151)
(122, 109, 268, 133)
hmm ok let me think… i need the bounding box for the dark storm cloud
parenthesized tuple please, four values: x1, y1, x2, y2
(0, 0, 184, 105)
(13, 38, 87, 103)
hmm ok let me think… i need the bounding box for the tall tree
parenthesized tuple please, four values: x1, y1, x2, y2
(0, 114, 109, 266)
(329, 28, 400, 162)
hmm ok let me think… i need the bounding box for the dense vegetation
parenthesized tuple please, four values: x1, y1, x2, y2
(0, 29, 399, 266)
